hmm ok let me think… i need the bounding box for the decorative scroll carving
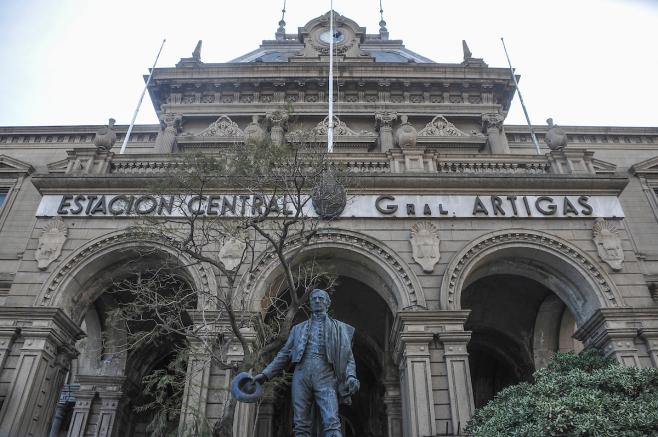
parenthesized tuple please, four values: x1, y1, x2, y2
(410, 222, 440, 273)
(592, 218, 624, 271)
(312, 116, 376, 137)
(35, 218, 68, 270)
(198, 115, 244, 138)
(418, 116, 467, 137)
(482, 113, 504, 131)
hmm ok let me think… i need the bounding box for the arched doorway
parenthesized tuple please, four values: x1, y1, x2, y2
(269, 276, 391, 437)
(462, 274, 582, 407)
(441, 230, 623, 409)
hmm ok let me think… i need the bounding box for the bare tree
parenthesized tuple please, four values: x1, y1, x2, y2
(107, 134, 346, 436)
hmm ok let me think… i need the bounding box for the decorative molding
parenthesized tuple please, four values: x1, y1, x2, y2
(37, 230, 215, 320)
(244, 229, 425, 310)
(441, 229, 623, 311)
(0, 155, 34, 175)
(312, 116, 376, 137)
(35, 217, 68, 270)
(197, 115, 244, 138)
(631, 155, 658, 176)
(418, 116, 467, 137)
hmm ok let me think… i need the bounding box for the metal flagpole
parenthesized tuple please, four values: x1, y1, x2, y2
(120, 39, 166, 154)
(500, 37, 541, 155)
(328, 2, 334, 153)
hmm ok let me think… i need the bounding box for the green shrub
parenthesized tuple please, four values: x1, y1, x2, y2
(465, 349, 658, 437)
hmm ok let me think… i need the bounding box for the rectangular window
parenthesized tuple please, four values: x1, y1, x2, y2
(0, 191, 6, 210)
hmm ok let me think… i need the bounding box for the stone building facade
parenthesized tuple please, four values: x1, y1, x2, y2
(1, 12, 658, 437)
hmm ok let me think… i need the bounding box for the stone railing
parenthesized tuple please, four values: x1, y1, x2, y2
(435, 155, 551, 174)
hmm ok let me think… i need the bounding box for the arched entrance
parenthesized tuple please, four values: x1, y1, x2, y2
(441, 230, 623, 408)
(247, 229, 425, 437)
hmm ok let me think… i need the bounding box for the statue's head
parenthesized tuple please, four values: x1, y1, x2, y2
(309, 288, 331, 313)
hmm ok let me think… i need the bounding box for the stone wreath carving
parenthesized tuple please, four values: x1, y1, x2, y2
(418, 115, 467, 137)
(243, 229, 425, 309)
(441, 230, 621, 309)
(592, 218, 624, 271)
(37, 231, 215, 316)
(198, 115, 244, 138)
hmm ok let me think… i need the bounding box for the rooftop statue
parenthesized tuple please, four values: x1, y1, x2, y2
(545, 118, 568, 150)
(232, 289, 359, 437)
(93, 118, 117, 151)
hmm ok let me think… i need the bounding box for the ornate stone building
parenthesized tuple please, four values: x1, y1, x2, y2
(1, 11, 658, 437)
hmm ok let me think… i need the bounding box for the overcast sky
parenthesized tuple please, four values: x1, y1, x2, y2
(1, 0, 657, 128)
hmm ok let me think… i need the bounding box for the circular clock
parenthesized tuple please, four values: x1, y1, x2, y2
(320, 29, 345, 44)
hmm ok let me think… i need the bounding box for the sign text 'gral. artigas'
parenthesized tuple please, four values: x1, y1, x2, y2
(36, 194, 625, 219)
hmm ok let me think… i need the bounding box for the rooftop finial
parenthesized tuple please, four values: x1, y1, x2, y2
(276, 0, 287, 40)
(192, 40, 202, 61)
(379, 0, 389, 40)
(462, 40, 472, 60)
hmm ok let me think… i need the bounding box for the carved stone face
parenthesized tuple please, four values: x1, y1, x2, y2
(35, 228, 66, 270)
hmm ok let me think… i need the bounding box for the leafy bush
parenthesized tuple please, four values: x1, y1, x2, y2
(465, 349, 658, 437)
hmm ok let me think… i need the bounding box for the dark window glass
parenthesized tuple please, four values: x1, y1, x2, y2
(0, 192, 6, 209)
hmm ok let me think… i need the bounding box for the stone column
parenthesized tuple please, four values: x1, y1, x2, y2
(375, 111, 397, 153)
(266, 110, 289, 146)
(96, 391, 123, 437)
(438, 331, 475, 434)
(482, 112, 509, 154)
(155, 113, 181, 153)
(0, 307, 83, 437)
(392, 312, 437, 437)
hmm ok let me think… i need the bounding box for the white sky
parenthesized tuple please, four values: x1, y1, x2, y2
(1, 0, 657, 128)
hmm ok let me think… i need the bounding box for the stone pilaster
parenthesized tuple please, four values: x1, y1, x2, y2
(0, 307, 83, 437)
(639, 328, 658, 368)
(392, 312, 437, 437)
(382, 378, 403, 437)
(574, 308, 642, 366)
(66, 391, 95, 437)
(438, 331, 475, 434)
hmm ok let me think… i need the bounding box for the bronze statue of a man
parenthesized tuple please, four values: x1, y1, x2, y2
(254, 289, 359, 437)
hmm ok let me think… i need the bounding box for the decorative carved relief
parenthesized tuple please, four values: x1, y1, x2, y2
(410, 222, 440, 273)
(35, 218, 68, 270)
(266, 110, 289, 146)
(375, 111, 397, 152)
(395, 115, 418, 147)
(198, 115, 244, 138)
(482, 113, 504, 131)
(418, 116, 467, 137)
(592, 218, 624, 271)
(312, 116, 376, 137)
(219, 237, 247, 271)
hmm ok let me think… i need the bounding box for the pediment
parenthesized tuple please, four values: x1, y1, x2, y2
(631, 155, 658, 176)
(0, 155, 34, 175)
(47, 159, 70, 174)
(591, 158, 617, 174)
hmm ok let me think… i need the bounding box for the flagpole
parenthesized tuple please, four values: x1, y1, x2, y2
(327, 2, 334, 153)
(501, 37, 541, 155)
(120, 39, 166, 154)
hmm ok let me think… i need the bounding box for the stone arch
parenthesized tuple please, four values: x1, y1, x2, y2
(244, 228, 425, 313)
(36, 229, 217, 324)
(441, 229, 624, 324)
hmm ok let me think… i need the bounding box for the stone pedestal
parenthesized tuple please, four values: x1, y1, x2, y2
(548, 148, 597, 175)
(0, 307, 83, 437)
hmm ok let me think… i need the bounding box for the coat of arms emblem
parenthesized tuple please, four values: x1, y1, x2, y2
(410, 222, 441, 272)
